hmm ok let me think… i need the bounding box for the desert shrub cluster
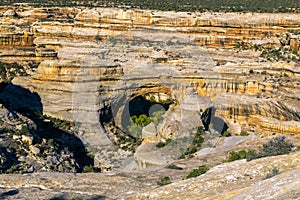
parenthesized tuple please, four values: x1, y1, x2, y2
(224, 136, 295, 162)
(2, 0, 299, 13)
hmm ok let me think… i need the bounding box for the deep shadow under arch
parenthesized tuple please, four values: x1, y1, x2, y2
(211, 116, 229, 134)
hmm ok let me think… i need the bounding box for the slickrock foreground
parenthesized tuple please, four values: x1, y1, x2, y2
(0, 152, 298, 199)
(133, 152, 300, 200)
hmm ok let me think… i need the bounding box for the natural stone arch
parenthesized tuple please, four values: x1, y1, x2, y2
(129, 84, 175, 102)
(110, 83, 177, 133)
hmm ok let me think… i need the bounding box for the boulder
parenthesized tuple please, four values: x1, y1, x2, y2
(142, 122, 157, 143)
(3, 9, 18, 18)
(75, 9, 100, 23)
(29, 145, 40, 155)
(21, 135, 33, 145)
(94, 153, 112, 172)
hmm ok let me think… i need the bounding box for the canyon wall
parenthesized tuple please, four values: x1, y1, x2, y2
(1, 7, 300, 146)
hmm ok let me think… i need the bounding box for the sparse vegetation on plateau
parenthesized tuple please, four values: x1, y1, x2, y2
(260, 47, 300, 62)
(236, 42, 300, 62)
(2, 0, 299, 13)
(288, 30, 300, 35)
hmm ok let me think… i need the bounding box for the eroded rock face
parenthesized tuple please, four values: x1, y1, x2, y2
(257, 117, 300, 135)
(3, 9, 18, 18)
(75, 9, 101, 23)
(0, 7, 300, 148)
(133, 151, 300, 200)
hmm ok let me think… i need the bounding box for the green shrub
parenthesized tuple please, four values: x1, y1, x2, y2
(261, 71, 267, 75)
(83, 165, 96, 172)
(222, 131, 231, 137)
(131, 114, 151, 127)
(127, 114, 152, 138)
(19, 125, 31, 136)
(225, 136, 294, 162)
(156, 141, 166, 148)
(186, 165, 209, 179)
(260, 136, 294, 156)
(166, 164, 183, 170)
(6, 165, 19, 174)
(157, 176, 172, 186)
(179, 126, 205, 159)
(185, 146, 197, 155)
(192, 134, 204, 146)
(150, 110, 165, 125)
(239, 132, 249, 136)
(225, 150, 249, 162)
(156, 138, 172, 148)
(127, 123, 143, 138)
(0, 61, 28, 82)
(264, 166, 279, 179)
(166, 40, 174, 46)
(249, 69, 254, 74)
(108, 37, 117, 45)
(197, 126, 204, 134)
(248, 136, 294, 161)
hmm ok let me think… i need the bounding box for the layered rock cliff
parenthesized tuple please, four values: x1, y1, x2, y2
(0, 6, 300, 200)
(0, 6, 299, 148)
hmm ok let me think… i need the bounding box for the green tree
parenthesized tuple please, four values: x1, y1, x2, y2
(127, 123, 143, 138)
(132, 114, 151, 127)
